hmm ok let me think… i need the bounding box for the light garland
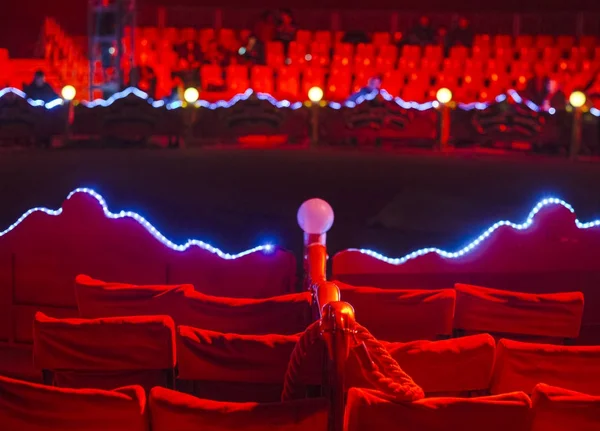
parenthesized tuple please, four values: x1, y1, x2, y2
(0, 87, 63, 109)
(347, 197, 600, 266)
(0, 85, 592, 115)
(1, 188, 274, 259)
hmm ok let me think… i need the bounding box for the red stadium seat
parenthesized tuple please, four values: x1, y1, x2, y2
(472, 44, 491, 61)
(515, 35, 534, 49)
(424, 45, 443, 63)
(309, 42, 330, 67)
(266, 41, 284, 67)
(454, 284, 584, 341)
(345, 388, 531, 431)
(494, 34, 513, 49)
(0, 375, 148, 431)
(535, 35, 554, 50)
(314, 30, 332, 46)
(288, 42, 308, 68)
(449, 46, 469, 62)
(277, 67, 300, 99)
(401, 45, 421, 64)
(180, 28, 196, 42)
(474, 34, 491, 47)
(176, 326, 321, 402)
(334, 282, 455, 342)
(327, 68, 352, 100)
(372, 32, 391, 46)
(149, 387, 329, 431)
(251, 66, 274, 94)
(162, 27, 179, 42)
(354, 43, 375, 69)
(579, 35, 597, 52)
(226, 65, 249, 93)
(518, 47, 539, 63)
(382, 70, 405, 96)
(491, 339, 600, 395)
(332, 43, 354, 67)
(346, 334, 496, 396)
(495, 47, 515, 63)
(218, 29, 239, 53)
(557, 35, 575, 51)
(531, 383, 600, 431)
(200, 64, 224, 91)
(296, 30, 312, 45)
(33, 312, 176, 391)
(302, 68, 325, 97)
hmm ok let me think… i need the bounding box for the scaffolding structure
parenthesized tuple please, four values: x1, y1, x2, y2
(88, 0, 136, 99)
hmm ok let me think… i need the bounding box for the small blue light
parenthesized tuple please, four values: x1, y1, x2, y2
(549, 107, 556, 115)
(0, 188, 273, 259)
(350, 197, 600, 265)
(590, 107, 600, 117)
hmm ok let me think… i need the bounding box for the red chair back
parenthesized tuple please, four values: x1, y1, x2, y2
(531, 383, 600, 431)
(0, 375, 148, 431)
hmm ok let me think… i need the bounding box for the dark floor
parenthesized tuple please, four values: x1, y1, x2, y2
(1, 147, 600, 262)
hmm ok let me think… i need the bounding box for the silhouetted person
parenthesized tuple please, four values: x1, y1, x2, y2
(449, 17, 474, 48)
(347, 75, 382, 103)
(406, 16, 436, 46)
(202, 39, 230, 67)
(254, 11, 276, 43)
(176, 39, 202, 67)
(240, 35, 266, 65)
(24, 70, 58, 102)
(130, 55, 157, 98)
(525, 64, 550, 106)
(276, 9, 297, 55)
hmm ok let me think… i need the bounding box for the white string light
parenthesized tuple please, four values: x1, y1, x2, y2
(0, 87, 63, 109)
(348, 197, 600, 265)
(0, 188, 273, 259)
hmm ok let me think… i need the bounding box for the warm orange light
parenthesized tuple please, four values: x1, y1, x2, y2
(364, 59, 370, 65)
(308, 86, 324, 103)
(492, 74, 498, 81)
(436, 88, 453, 104)
(518, 76, 526, 84)
(465, 76, 472, 83)
(342, 58, 348, 65)
(569, 91, 586, 108)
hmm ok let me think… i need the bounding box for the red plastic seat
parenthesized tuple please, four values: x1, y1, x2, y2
(401, 45, 421, 63)
(288, 42, 308, 68)
(200, 64, 224, 90)
(226, 65, 249, 94)
(531, 383, 600, 431)
(179, 27, 196, 42)
(535, 35, 554, 50)
(332, 43, 354, 67)
(494, 34, 513, 49)
(266, 41, 284, 67)
(518, 47, 539, 63)
(449, 46, 469, 62)
(251, 66, 274, 94)
(296, 30, 312, 45)
(0, 375, 147, 431)
(557, 35, 575, 51)
(309, 42, 330, 67)
(218, 29, 238, 53)
(515, 35, 534, 49)
(354, 43, 375, 69)
(474, 34, 491, 47)
(382, 70, 405, 96)
(314, 30, 332, 46)
(334, 282, 455, 342)
(302, 68, 325, 97)
(33, 312, 176, 391)
(345, 388, 531, 431)
(472, 45, 491, 61)
(277, 67, 300, 99)
(491, 339, 600, 395)
(455, 284, 584, 341)
(327, 68, 352, 100)
(424, 45, 443, 63)
(150, 387, 329, 431)
(372, 32, 391, 46)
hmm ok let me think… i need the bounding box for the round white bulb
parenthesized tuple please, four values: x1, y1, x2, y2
(61, 85, 76, 101)
(297, 198, 334, 234)
(436, 88, 452, 104)
(308, 86, 324, 103)
(184, 87, 199, 104)
(569, 91, 586, 108)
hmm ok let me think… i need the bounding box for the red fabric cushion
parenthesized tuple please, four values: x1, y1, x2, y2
(149, 387, 329, 431)
(0, 375, 148, 431)
(347, 334, 495, 394)
(33, 312, 175, 390)
(454, 283, 584, 339)
(335, 281, 455, 341)
(344, 387, 532, 431)
(76, 275, 311, 335)
(177, 326, 320, 384)
(491, 339, 600, 395)
(531, 383, 600, 431)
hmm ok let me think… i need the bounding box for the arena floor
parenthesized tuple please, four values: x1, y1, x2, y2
(1, 147, 600, 261)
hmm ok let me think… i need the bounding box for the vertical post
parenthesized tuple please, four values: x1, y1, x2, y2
(438, 104, 450, 150)
(297, 198, 335, 292)
(321, 302, 355, 431)
(157, 7, 166, 31)
(311, 104, 320, 148)
(570, 108, 583, 159)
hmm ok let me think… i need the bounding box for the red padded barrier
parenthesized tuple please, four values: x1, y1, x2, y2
(335, 281, 455, 342)
(0, 345, 39, 382)
(531, 383, 600, 431)
(344, 388, 531, 431)
(491, 339, 600, 395)
(332, 204, 600, 341)
(0, 375, 148, 431)
(454, 283, 583, 339)
(33, 312, 175, 390)
(346, 334, 495, 395)
(149, 386, 329, 431)
(14, 305, 79, 344)
(76, 275, 311, 335)
(176, 326, 322, 402)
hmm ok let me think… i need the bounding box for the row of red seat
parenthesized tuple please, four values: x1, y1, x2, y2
(30, 311, 600, 399)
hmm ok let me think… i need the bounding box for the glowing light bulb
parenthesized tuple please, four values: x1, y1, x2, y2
(436, 88, 453, 104)
(184, 87, 199, 104)
(297, 198, 334, 234)
(61, 85, 76, 101)
(569, 91, 586, 108)
(308, 86, 323, 103)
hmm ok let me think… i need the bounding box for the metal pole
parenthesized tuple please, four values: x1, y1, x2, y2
(570, 108, 583, 159)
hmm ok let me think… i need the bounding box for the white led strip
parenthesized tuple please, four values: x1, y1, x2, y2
(349, 197, 600, 265)
(0, 188, 273, 259)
